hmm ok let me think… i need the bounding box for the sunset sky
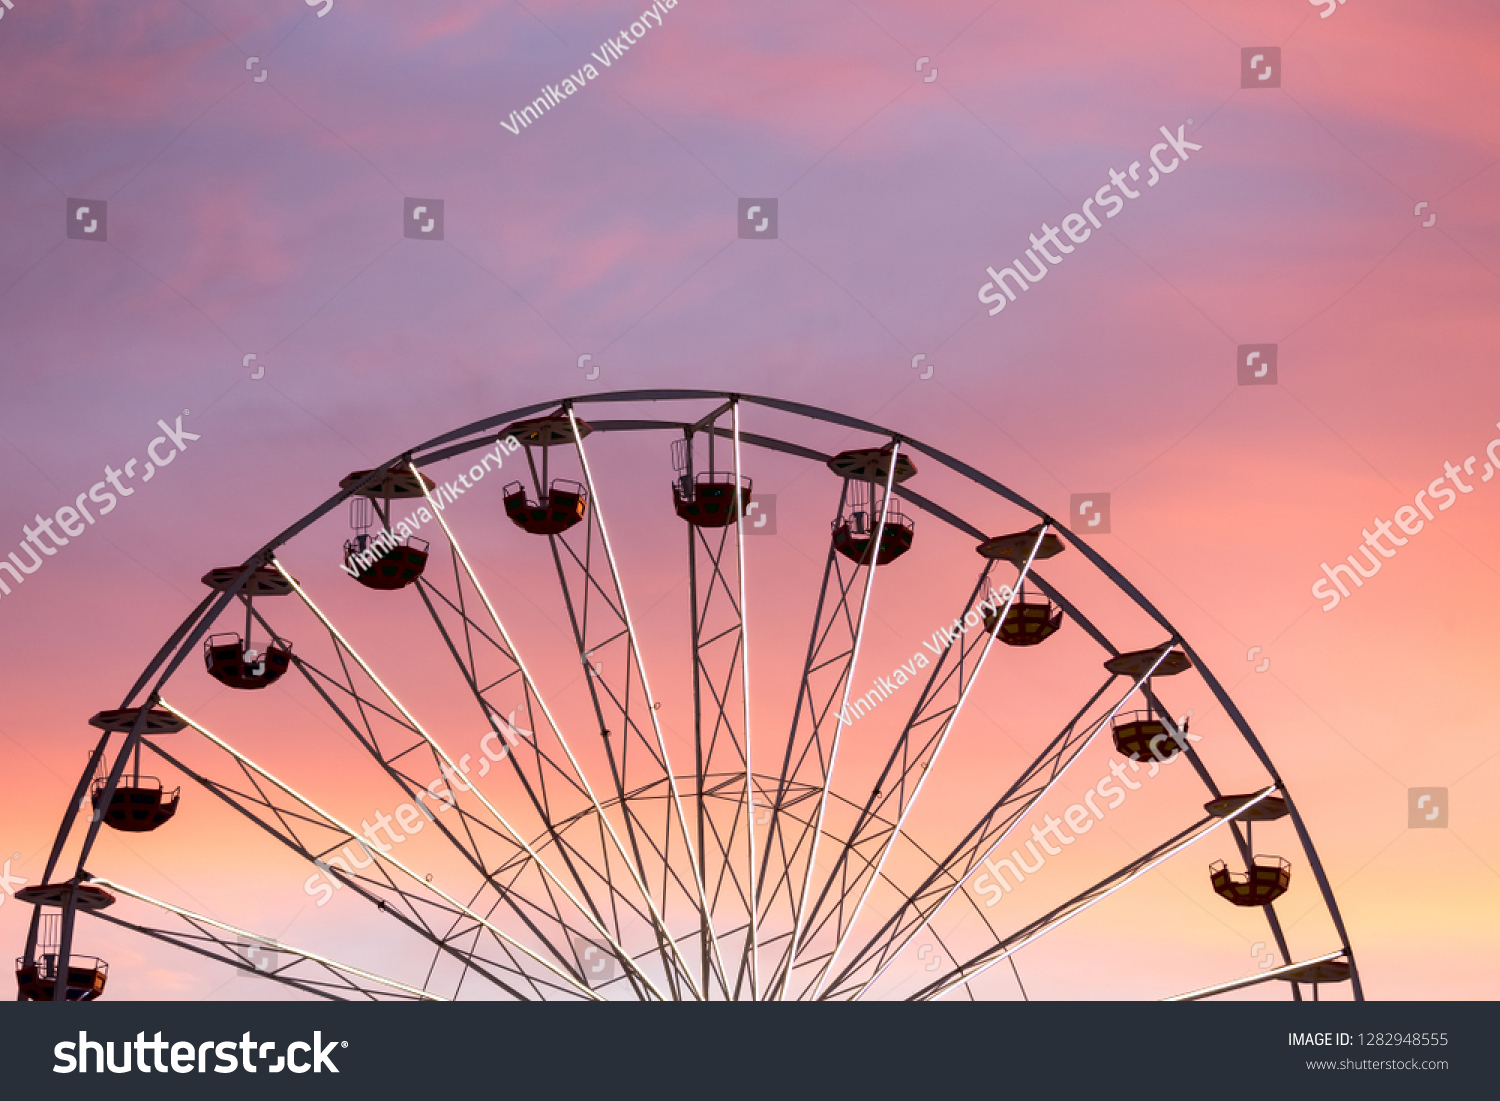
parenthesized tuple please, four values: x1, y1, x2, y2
(0, 0, 1496, 1001)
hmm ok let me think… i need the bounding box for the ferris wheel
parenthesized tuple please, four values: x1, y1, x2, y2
(16, 390, 1361, 1002)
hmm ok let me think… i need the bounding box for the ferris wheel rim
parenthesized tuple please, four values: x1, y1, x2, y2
(30, 389, 1360, 1002)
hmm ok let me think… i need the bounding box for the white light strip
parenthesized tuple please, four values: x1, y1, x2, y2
(409, 461, 699, 1000)
(733, 401, 760, 1000)
(810, 525, 1052, 1000)
(925, 786, 1279, 1000)
(851, 639, 1181, 1000)
(88, 877, 446, 1001)
(566, 406, 728, 1000)
(156, 699, 603, 1002)
(777, 442, 903, 1000)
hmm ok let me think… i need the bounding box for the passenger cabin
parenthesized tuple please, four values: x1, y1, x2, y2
(499, 412, 593, 536)
(831, 501, 914, 565)
(983, 593, 1063, 647)
(344, 534, 429, 590)
(91, 776, 180, 833)
(827, 446, 917, 566)
(204, 633, 292, 690)
(200, 563, 295, 689)
(669, 435, 751, 527)
(1209, 856, 1291, 907)
(85, 709, 186, 833)
(343, 496, 428, 590)
(674, 473, 751, 526)
(15, 910, 111, 1002)
(1112, 709, 1182, 761)
(15, 955, 109, 1002)
(503, 479, 588, 535)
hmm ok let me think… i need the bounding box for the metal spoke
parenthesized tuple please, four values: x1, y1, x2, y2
(269, 559, 667, 999)
(746, 486, 859, 997)
(775, 442, 903, 999)
(136, 736, 543, 999)
(732, 401, 759, 999)
(833, 645, 1183, 1000)
(806, 524, 1053, 999)
(86, 911, 390, 1001)
(916, 787, 1279, 1000)
(410, 460, 701, 999)
(566, 406, 729, 998)
(516, 448, 699, 999)
(793, 564, 998, 960)
(157, 700, 604, 1001)
(88, 878, 445, 1000)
